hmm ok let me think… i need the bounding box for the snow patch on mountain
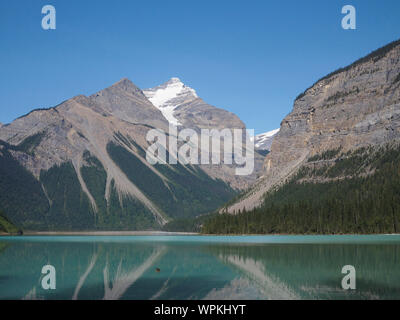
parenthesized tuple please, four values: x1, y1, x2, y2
(143, 78, 198, 126)
(251, 129, 280, 150)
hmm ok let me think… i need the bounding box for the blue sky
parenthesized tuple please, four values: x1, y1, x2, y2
(1, 0, 400, 134)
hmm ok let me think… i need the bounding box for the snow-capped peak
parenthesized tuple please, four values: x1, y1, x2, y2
(256, 129, 280, 139)
(143, 78, 198, 126)
(251, 128, 280, 150)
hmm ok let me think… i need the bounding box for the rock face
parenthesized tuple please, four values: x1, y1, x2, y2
(0, 78, 261, 230)
(91, 78, 169, 131)
(227, 39, 400, 213)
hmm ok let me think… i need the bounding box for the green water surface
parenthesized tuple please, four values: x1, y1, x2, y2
(0, 235, 399, 300)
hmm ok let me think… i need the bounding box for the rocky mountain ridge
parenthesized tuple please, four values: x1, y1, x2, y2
(226, 39, 400, 213)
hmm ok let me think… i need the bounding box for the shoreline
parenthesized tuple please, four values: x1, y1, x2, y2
(1, 231, 400, 237)
(15, 231, 200, 236)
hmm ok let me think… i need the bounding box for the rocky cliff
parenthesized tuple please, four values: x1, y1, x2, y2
(227, 39, 400, 213)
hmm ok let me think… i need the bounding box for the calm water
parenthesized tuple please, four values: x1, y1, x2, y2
(0, 235, 400, 300)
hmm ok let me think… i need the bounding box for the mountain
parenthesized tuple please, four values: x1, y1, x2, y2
(252, 129, 280, 151)
(204, 143, 400, 234)
(0, 78, 261, 231)
(143, 78, 198, 127)
(143, 78, 246, 131)
(221, 39, 400, 228)
(143, 77, 266, 184)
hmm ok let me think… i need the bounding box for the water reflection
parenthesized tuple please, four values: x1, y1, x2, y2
(102, 246, 166, 300)
(0, 237, 399, 300)
(206, 244, 400, 299)
(73, 251, 98, 300)
(214, 252, 299, 299)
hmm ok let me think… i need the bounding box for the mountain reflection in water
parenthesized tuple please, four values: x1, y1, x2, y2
(0, 235, 399, 300)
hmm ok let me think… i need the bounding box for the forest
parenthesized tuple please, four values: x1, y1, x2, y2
(202, 144, 400, 234)
(0, 210, 20, 234)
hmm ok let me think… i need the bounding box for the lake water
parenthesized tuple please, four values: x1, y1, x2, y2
(0, 235, 400, 300)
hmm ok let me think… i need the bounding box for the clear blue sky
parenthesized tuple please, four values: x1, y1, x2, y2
(1, 0, 400, 134)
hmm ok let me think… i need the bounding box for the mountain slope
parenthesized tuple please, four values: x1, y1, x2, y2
(0, 211, 20, 234)
(0, 78, 244, 231)
(226, 38, 400, 214)
(204, 143, 400, 234)
(144, 78, 265, 188)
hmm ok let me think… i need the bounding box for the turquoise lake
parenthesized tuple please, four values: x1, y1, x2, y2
(0, 235, 400, 300)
